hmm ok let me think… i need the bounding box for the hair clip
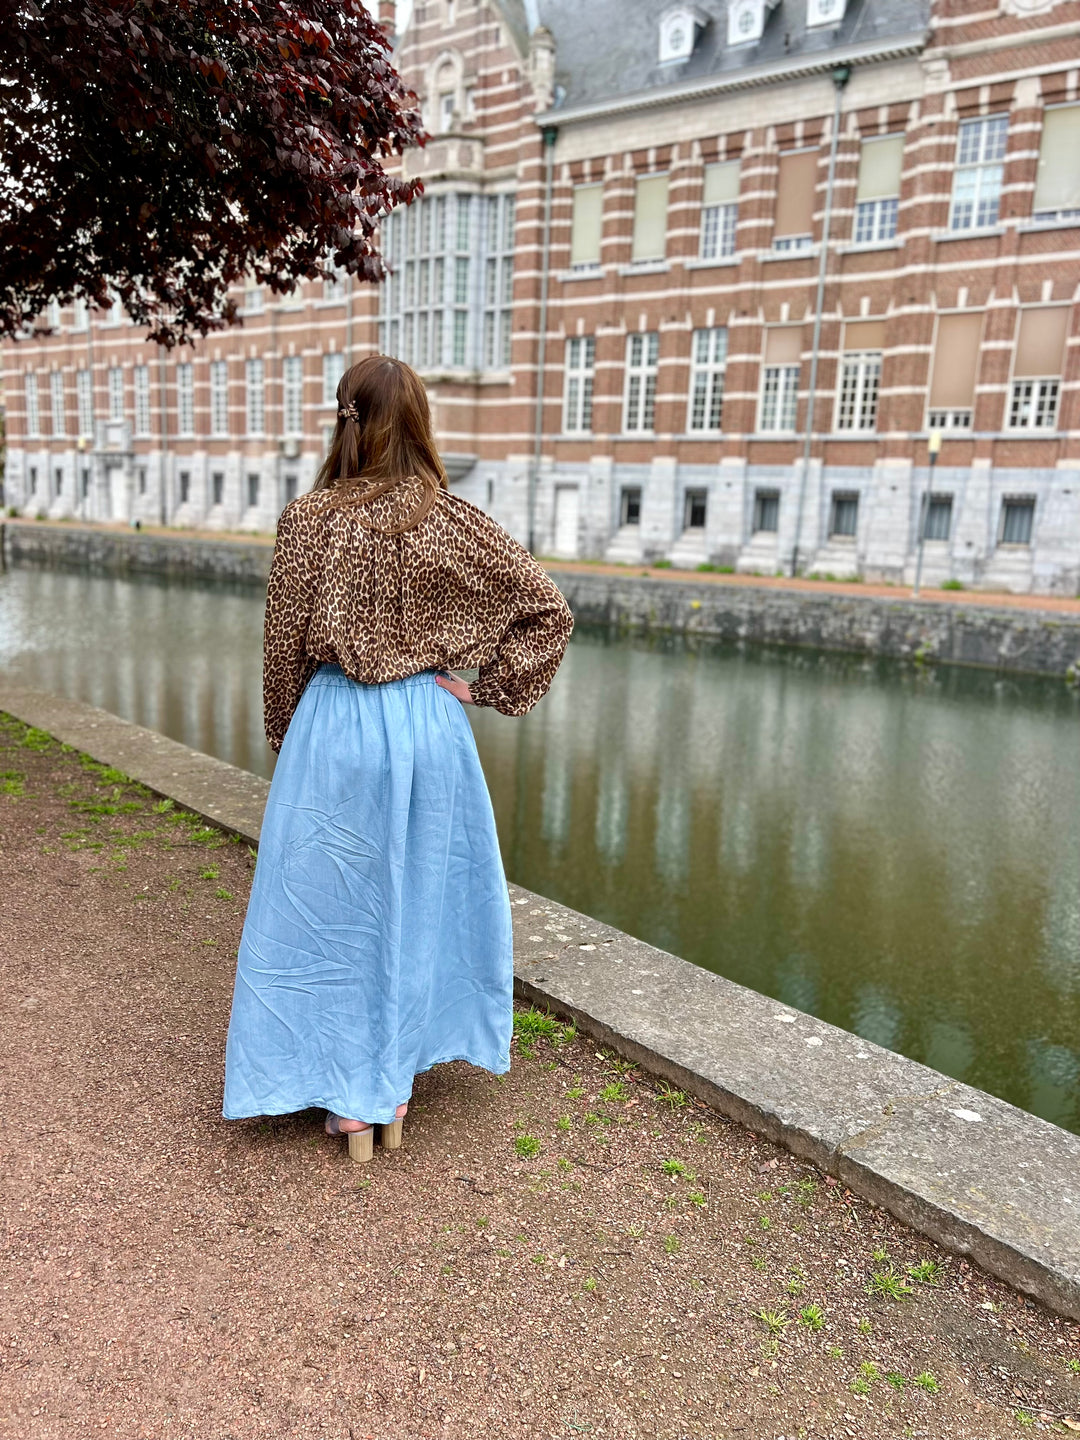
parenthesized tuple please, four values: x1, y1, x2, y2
(338, 401, 359, 422)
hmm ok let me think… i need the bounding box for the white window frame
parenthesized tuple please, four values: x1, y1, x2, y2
(176, 363, 194, 437)
(49, 371, 65, 437)
(835, 351, 882, 432)
(133, 365, 151, 436)
(927, 407, 973, 432)
(282, 356, 304, 437)
(623, 332, 659, 433)
(688, 327, 727, 432)
(107, 366, 124, 422)
(322, 351, 343, 407)
(700, 203, 737, 261)
(563, 336, 595, 434)
(245, 358, 265, 436)
(758, 364, 799, 433)
(76, 369, 93, 438)
(209, 360, 229, 437)
(853, 196, 898, 245)
(24, 373, 40, 437)
(949, 115, 1008, 232)
(482, 193, 515, 371)
(1008, 378, 1059, 431)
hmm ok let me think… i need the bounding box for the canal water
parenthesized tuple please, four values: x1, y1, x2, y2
(3, 563, 1079, 1133)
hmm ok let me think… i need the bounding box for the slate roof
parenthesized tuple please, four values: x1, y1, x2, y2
(532, 0, 930, 114)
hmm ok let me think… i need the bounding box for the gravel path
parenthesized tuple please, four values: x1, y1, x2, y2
(2, 714, 1079, 1440)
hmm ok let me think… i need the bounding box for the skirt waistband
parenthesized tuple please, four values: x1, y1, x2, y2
(309, 663, 443, 691)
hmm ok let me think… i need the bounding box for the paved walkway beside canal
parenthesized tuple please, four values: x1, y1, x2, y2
(4, 717, 1080, 1439)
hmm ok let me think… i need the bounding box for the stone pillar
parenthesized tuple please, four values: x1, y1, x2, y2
(640, 456, 679, 560)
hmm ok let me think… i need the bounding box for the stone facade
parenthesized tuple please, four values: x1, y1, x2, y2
(2, 0, 1079, 593)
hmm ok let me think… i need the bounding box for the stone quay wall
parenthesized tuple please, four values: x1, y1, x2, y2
(5, 519, 1080, 679)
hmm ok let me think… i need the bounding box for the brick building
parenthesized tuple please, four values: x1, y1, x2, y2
(4, 0, 1080, 592)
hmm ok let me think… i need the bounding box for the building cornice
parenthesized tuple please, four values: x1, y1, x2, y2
(535, 30, 929, 129)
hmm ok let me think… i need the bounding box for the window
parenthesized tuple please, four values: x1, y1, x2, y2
(829, 491, 859, 538)
(282, 356, 304, 436)
(927, 312, 983, 431)
(80, 468, 90, 499)
(1008, 307, 1067, 431)
(46, 299, 61, 330)
(623, 332, 659, 432)
(1000, 498, 1034, 545)
(24, 373, 40, 436)
(683, 489, 707, 530)
(76, 369, 93, 437)
(570, 183, 603, 268)
(323, 268, 346, 301)
(211, 471, 225, 507)
(773, 150, 817, 251)
(439, 92, 455, 132)
(1033, 105, 1080, 221)
(949, 116, 1008, 232)
(133, 365, 150, 435)
(244, 284, 264, 313)
(322, 351, 343, 406)
(247, 472, 260, 509)
(176, 363, 194, 436)
(482, 193, 515, 369)
(72, 298, 89, 331)
(137, 466, 147, 495)
(700, 161, 739, 261)
(620, 487, 642, 526)
(631, 174, 669, 262)
(284, 473, 298, 504)
(758, 327, 802, 433)
(245, 358, 265, 435)
(836, 352, 882, 431)
(28, 466, 37, 494)
(923, 495, 953, 541)
(107, 367, 124, 421)
(563, 336, 595, 433)
(688, 327, 727, 432)
(53, 466, 63, 495)
(753, 489, 780, 533)
(209, 360, 229, 436)
(178, 470, 191, 505)
(853, 135, 902, 244)
(50, 371, 65, 437)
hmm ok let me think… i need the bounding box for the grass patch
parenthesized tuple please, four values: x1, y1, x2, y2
(513, 1134, 541, 1159)
(797, 1304, 824, 1331)
(913, 1372, 939, 1394)
(661, 1159, 686, 1178)
(866, 1267, 913, 1301)
(513, 1007, 574, 1059)
(756, 1309, 789, 1335)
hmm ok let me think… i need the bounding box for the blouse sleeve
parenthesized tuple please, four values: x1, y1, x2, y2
(468, 540, 574, 717)
(263, 503, 319, 752)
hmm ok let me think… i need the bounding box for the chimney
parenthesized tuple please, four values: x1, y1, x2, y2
(378, 1, 396, 38)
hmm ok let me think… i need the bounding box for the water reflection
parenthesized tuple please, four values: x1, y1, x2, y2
(2, 564, 1079, 1131)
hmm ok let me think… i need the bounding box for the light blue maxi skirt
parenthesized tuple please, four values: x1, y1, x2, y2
(223, 664, 513, 1125)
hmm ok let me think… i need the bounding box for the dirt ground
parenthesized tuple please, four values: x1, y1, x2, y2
(1, 713, 1079, 1440)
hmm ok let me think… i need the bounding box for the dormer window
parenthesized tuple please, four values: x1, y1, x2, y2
(806, 0, 847, 27)
(728, 0, 778, 47)
(658, 5, 707, 64)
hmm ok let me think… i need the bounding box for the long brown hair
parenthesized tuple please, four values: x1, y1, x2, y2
(312, 355, 447, 532)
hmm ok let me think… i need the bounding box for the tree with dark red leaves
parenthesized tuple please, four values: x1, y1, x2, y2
(0, 0, 424, 345)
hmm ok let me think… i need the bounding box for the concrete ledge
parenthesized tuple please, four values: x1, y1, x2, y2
(3, 678, 1079, 1320)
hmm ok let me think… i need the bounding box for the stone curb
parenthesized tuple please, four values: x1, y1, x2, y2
(3, 678, 1079, 1321)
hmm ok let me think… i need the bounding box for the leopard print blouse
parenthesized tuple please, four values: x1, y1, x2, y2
(262, 478, 575, 752)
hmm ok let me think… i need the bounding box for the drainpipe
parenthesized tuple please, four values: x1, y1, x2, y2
(790, 65, 850, 578)
(528, 124, 558, 556)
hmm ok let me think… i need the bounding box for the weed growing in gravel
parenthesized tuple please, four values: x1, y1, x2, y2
(215, 888, 233, 900)
(687, 1190, 706, 1208)
(860, 1362, 880, 1382)
(200, 866, 220, 880)
(797, 1305, 824, 1331)
(598, 1080, 630, 1103)
(866, 1267, 914, 1301)
(19, 727, 54, 752)
(757, 1309, 789, 1335)
(625, 1222, 645, 1238)
(565, 1078, 586, 1100)
(557, 1157, 572, 1172)
(872, 1247, 890, 1263)
(857, 1318, 873, 1335)
(752, 1256, 768, 1272)
(757, 1214, 772, 1230)
(1015, 1410, 1035, 1427)
(582, 1277, 597, 1293)
(662, 1159, 686, 1177)
(908, 1259, 941, 1285)
(556, 1115, 571, 1132)
(797, 1178, 818, 1207)
(1, 770, 25, 797)
(913, 1372, 939, 1394)
(1065, 1358, 1080, 1374)
(663, 1234, 681, 1256)
(657, 1084, 687, 1110)
(513, 1134, 540, 1159)
(153, 799, 175, 814)
(850, 1376, 871, 1396)
(827, 1345, 843, 1359)
(755, 1190, 774, 1204)
(885, 1372, 906, 1390)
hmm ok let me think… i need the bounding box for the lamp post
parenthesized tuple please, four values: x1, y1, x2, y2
(912, 428, 942, 598)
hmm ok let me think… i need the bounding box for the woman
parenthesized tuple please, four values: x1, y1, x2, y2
(223, 355, 573, 1161)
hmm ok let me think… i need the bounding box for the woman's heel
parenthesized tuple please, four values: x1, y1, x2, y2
(380, 1118, 404, 1150)
(347, 1127, 374, 1163)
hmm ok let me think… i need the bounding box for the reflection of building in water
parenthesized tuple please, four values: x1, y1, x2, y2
(4, 0, 1080, 593)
